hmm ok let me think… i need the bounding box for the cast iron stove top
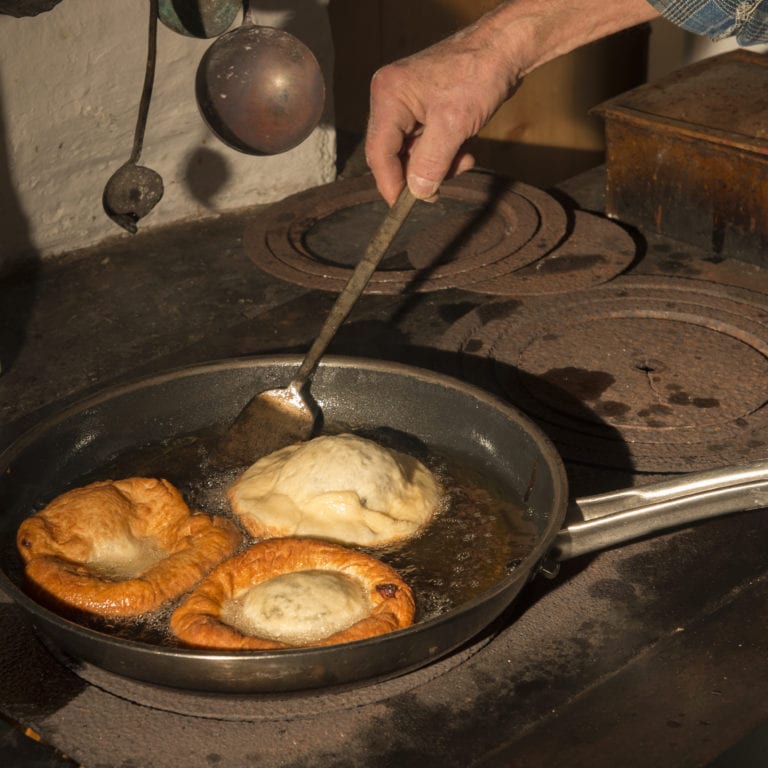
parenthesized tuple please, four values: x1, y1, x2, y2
(1, 167, 768, 768)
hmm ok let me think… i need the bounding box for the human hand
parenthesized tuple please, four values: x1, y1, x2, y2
(364, 20, 521, 206)
(363, 0, 661, 206)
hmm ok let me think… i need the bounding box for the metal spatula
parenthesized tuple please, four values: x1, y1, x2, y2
(216, 186, 417, 466)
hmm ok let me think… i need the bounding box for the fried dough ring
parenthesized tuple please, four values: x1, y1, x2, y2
(170, 537, 416, 650)
(16, 477, 242, 618)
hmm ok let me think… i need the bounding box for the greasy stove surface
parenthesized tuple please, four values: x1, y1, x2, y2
(2, 167, 768, 768)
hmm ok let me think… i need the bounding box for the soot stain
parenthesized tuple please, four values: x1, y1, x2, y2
(350, 692, 476, 768)
(0, 601, 88, 717)
(668, 391, 720, 408)
(438, 301, 479, 324)
(655, 258, 702, 277)
(594, 400, 631, 418)
(588, 577, 641, 612)
(542, 367, 616, 401)
(536, 253, 605, 274)
(638, 404, 674, 417)
(465, 337, 485, 354)
(476, 300, 521, 324)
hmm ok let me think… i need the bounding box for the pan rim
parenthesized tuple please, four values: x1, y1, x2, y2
(0, 355, 569, 673)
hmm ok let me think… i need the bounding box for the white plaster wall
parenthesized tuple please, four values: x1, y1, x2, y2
(0, 0, 336, 266)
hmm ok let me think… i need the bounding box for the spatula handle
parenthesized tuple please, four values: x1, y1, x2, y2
(290, 185, 417, 387)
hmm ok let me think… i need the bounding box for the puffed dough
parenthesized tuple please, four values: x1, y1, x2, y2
(169, 537, 416, 649)
(227, 433, 441, 546)
(16, 477, 242, 618)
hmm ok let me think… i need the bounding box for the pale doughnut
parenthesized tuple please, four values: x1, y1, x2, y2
(227, 433, 441, 546)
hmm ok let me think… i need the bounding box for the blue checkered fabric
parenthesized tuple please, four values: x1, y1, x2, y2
(648, 0, 768, 43)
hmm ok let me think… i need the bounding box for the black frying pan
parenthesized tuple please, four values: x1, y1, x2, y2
(1, 356, 767, 693)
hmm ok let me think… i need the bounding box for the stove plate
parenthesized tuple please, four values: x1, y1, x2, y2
(245, 173, 637, 296)
(437, 275, 768, 472)
(466, 209, 637, 296)
(4, 164, 768, 768)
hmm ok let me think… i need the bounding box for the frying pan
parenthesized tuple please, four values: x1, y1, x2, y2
(1, 356, 767, 694)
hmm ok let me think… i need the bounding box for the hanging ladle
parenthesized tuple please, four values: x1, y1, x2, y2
(216, 186, 417, 466)
(195, 0, 325, 155)
(103, 0, 164, 233)
(158, 0, 240, 38)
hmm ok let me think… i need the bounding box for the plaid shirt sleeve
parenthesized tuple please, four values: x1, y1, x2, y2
(646, 0, 768, 44)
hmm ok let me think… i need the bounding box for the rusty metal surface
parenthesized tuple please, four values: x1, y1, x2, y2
(605, 50, 768, 139)
(4, 167, 768, 766)
(243, 172, 569, 293)
(437, 275, 768, 473)
(595, 50, 768, 264)
(464, 209, 637, 296)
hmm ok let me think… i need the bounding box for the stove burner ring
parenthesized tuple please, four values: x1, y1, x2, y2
(464, 210, 637, 296)
(244, 173, 569, 294)
(46, 633, 493, 721)
(438, 276, 768, 472)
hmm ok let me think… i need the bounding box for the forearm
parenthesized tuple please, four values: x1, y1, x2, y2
(365, 0, 661, 204)
(460, 0, 660, 84)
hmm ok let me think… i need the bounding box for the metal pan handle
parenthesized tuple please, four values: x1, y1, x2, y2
(551, 460, 768, 561)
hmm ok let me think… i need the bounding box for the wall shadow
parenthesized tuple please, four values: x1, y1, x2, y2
(0, 72, 39, 376)
(182, 145, 233, 207)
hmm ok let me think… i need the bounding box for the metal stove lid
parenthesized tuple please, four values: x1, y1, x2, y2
(244, 171, 573, 294)
(464, 209, 637, 296)
(437, 275, 768, 473)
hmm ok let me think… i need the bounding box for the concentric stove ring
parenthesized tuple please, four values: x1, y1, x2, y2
(464, 210, 637, 296)
(244, 172, 569, 294)
(437, 276, 768, 472)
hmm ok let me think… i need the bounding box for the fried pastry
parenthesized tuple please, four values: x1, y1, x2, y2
(169, 537, 415, 649)
(227, 433, 441, 547)
(16, 477, 242, 618)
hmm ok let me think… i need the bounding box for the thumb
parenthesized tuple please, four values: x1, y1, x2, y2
(404, 121, 467, 200)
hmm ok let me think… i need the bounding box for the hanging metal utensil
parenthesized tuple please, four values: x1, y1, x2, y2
(158, 0, 239, 39)
(195, 0, 325, 155)
(103, 0, 164, 233)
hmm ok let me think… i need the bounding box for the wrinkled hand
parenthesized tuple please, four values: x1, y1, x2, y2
(365, 22, 521, 206)
(364, 0, 662, 206)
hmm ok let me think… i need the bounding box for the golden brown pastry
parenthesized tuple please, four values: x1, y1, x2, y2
(227, 433, 442, 547)
(16, 477, 242, 618)
(169, 537, 416, 650)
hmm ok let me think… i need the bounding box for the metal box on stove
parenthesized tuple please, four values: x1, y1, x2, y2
(594, 50, 768, 265)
